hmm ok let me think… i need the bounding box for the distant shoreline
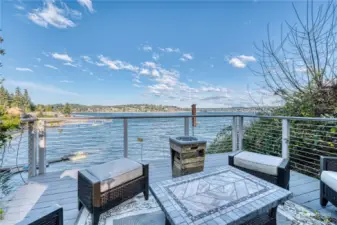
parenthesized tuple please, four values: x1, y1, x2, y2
(72, 111, 191, 114)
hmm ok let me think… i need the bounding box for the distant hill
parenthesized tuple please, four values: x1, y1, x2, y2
(68, 104, 278, 113)
(70, 104, 186, 113)
(34, 103, 279, 113)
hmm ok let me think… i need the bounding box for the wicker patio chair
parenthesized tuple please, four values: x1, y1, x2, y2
(320, 156, 337, 207)
(229, 150, 290, 190)
(16, 204, 63, 225)
(78, 158, 149, 225)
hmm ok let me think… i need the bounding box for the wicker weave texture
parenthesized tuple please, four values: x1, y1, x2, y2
(100, 176, 146, 210)
(326, 158, 337, 172)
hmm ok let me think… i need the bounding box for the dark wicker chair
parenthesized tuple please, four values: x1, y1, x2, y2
(320, 156, 337, 207)
(78, 161, 149, 225)
(16, 204, 63, 225)
(229, 150, 290, 190)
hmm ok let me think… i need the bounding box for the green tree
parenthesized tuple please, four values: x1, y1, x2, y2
(45, 105, 53, 112)
(63, 103, 72, 115)
(12, 87, 23, 109)
(0, 86, 10, 108)
(36, 104, 45, 113)
(22, 89, 32, 112)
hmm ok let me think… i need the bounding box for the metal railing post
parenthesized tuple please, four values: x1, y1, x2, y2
(232, 116, 238, 152)
(124, 118, 128, 158)
(28, 121, 36, 177)
(38, 120, 46, 175)
(238, 116, 244, 151)
(282, 119, 290, 159)
(184, 117, 189, 136)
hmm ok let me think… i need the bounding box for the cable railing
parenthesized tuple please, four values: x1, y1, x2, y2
(243, 117, 282, 157)
(1, 113, 337, 199)
(289, 120, 337, 177)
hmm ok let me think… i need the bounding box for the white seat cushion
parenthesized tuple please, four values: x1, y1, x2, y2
(234, 151, 283, 176)
(321, 171, 337, 192)
(87, 158, 143, 192)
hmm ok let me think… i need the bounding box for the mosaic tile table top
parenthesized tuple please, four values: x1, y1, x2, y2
(150, 166, 293, 225)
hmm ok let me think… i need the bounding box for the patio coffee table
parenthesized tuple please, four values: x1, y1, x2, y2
(150, 165, 292, 225)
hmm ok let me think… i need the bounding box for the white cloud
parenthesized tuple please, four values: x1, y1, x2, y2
(200, 86, 228, 93)
(6, 79, 78, 96)
(81, 55, 93, 64)
(61, 2, 82, 19)
(95, 62, 105, 67)
(229, 58, 246, 68)
(152, 53, 160, 61)
(142, 61, 157, 69)
(200, 95, 229, 101)
(228, 55, 256, 68)
(60, 80, 73, 83)
(142, 45, 152, 52)
(198, 81, 210, 86)
(179, 83, 199, 93)
(238, 55, 256, 62)
(98, 55, 139, 72)
(16, 67, 33, 72)
(36, 58, 42, 62)
(42, 51, 49, 57)
(63, 62, 78, 67)
(148, 84, 173, 94)
(77, 0, 94, 13)
(151, 70, 160, 78)
(159, 47, 180, 53)
(15, 5, 25, 10)
(180, 53, 193, 62)
(155, 73, 178, 86)
(44, 64, 58, 70)
(52, 53, 72, 62)
(132, 77, 141, 83)
(139, 69, 150, 76)
(28, 1, 76, 29)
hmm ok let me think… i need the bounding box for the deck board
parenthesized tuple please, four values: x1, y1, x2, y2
(2, 152, 337, 224)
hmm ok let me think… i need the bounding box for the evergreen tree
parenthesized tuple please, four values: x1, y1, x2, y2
(36, 104, 45, 113)
(45, 105, 53, 112)
(22, 89, 32, 112)
(0, 86, 10, 107)
(12, 87, 23, 109)
(63, 103, 72, 115)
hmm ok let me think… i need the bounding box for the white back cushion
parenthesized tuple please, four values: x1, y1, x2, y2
(87, 158, 143, 192)
(234, 151, 283, 176)
(321, 171, 337, 192)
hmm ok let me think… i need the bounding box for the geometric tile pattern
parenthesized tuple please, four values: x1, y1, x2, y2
(150, 166, 293, 225)
(166, 170, 268, 221)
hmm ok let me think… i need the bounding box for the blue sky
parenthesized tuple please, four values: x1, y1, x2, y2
(0, 0, 312, 107)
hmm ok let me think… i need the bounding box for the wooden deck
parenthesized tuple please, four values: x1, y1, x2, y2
(2, 153, 337, 224)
